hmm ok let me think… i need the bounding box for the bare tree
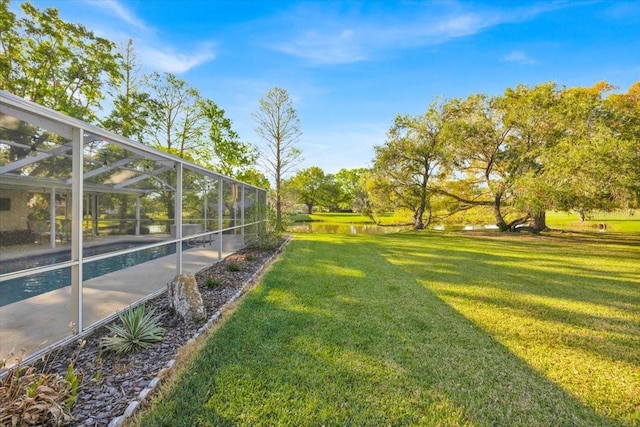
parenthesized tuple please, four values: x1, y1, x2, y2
(252, 87, 303, 230)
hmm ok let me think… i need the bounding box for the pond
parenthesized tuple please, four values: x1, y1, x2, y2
(287, 222, 413, 234)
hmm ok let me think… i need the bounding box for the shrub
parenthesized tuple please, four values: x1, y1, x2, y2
(0, 364, 79, 426)
(205, 275, 222, 287)
(246, 222, 282, 251)
(226, 263, 241, 272)
(100, 304, 165, 354)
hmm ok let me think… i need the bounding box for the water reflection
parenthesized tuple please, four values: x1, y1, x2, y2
(287, 222, 412, 234)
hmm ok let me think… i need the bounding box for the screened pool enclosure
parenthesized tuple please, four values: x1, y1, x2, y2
(0, 90, 267, 366)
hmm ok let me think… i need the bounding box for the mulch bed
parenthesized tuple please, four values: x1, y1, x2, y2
(7, 239, 287, 426)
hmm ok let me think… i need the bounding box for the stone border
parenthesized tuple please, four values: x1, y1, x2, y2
(107, 236, 292, 427)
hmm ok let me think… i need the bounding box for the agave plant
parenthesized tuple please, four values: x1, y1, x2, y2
(100, 304, 165, 354)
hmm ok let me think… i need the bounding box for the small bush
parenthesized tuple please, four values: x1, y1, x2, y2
(205, 276, 222, 287)
(0, 365, 77, 426)
(226, 263, 242, 272)
(246, 212, 282, 251)
(100, 304, 165, 354)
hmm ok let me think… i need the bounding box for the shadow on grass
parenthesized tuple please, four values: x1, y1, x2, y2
(136, 233, 629, 426)
(376, 232, 639, 425)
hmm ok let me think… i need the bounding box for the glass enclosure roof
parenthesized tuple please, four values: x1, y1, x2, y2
(0, 90, 257, 195)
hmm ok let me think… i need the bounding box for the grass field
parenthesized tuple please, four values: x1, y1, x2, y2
(133, 231, 640, 426)
(288, 212, 376, 223)
(291, 210, 640, 233)
(547, 211, 640, 233)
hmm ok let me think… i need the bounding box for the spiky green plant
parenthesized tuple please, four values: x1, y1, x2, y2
(100, 304, 165, 354)
(205, 275, 222, 288)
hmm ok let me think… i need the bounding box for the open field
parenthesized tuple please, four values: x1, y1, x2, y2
(290, 210, 640, 233)
(288, 212, 375, 223)
(133, 231, 640, 426)
(547, 211, 640, 233)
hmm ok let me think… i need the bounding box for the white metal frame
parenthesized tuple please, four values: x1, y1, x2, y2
(0, 90, 267, 361)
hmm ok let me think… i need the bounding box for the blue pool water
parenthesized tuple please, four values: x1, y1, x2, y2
(0, 241, 177, 307)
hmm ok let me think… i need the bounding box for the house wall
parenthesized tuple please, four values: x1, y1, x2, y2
(0, 189, 29, 231)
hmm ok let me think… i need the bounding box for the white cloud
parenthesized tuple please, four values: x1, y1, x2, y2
(81, 0, 216, 74)
(84, 0, 147, 30)
(268, 2, 581, 66)
(503, 50, 537, 65)
(138, 43, 217, 74)
(277, 28, 367, 65)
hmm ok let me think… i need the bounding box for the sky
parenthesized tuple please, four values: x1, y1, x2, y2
(21, 0, 640, 174)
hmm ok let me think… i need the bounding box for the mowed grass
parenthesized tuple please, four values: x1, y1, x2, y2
(133, 232, 640, 426)
(547, 211, 640, 233)
(288, 212, 376, 223)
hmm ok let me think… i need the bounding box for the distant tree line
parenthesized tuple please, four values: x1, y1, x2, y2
(284, 81, 639, 232)
(3, 1, 637, 233)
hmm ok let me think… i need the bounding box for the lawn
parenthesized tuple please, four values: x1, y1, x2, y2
(288, 212, 376, 223)
(132, 231, 640, 426)
(546, 211, 640, 233)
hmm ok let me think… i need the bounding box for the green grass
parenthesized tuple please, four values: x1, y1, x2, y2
(288, 211, 412, 226)
(288, 212, 375, 223)
(547, 211, 640, 233)
(134, 232, 640, 426)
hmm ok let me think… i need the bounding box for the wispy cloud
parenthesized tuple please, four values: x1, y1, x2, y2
(84, 0, 147, 30)
(267, 2, 582, 65)
(503, 50, 537, 65)
(277, 29, 366, 65)
(139, 43, 217, 74)
(83, 0, 216, 74)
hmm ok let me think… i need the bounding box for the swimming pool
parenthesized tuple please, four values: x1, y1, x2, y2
(0, 241, 177, 307)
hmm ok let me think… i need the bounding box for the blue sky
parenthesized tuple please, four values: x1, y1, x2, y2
(24, 0, 640, 174)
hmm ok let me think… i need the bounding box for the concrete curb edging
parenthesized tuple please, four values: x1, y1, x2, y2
(107, 236, 292, 427)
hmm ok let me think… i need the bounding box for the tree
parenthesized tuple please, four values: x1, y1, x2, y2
(145, 72, 207, 162)
(101, 38, 150, 142)
(353, 170, 373, 216)
(371, 103, 450, 229)
(438, 94, 509, 228)
(252, 87, 303, 230)
(334, 168, 368, 211)
(0, 0, 121, 122)
(600, 81, 640, 210)
(143, 72, 208, 220)
(200, 98, 258, 177)
(287, 166, 332, 214)
(441, 84, 563, 231)
(525, 81, 640, 221)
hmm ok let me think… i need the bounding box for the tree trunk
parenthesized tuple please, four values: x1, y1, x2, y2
(531, 211, 548, 232)
(413, 205, 425, 230)
(493, 192, 507, 231)
(306, 204, 313, 214)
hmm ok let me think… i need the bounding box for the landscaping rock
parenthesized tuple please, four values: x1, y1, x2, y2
(167, 274, 207, 322)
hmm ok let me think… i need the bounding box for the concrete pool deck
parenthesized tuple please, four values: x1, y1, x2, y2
(0, 234, 245, 367)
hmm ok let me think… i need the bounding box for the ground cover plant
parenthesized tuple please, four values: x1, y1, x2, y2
(132, 231, 639, 426)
